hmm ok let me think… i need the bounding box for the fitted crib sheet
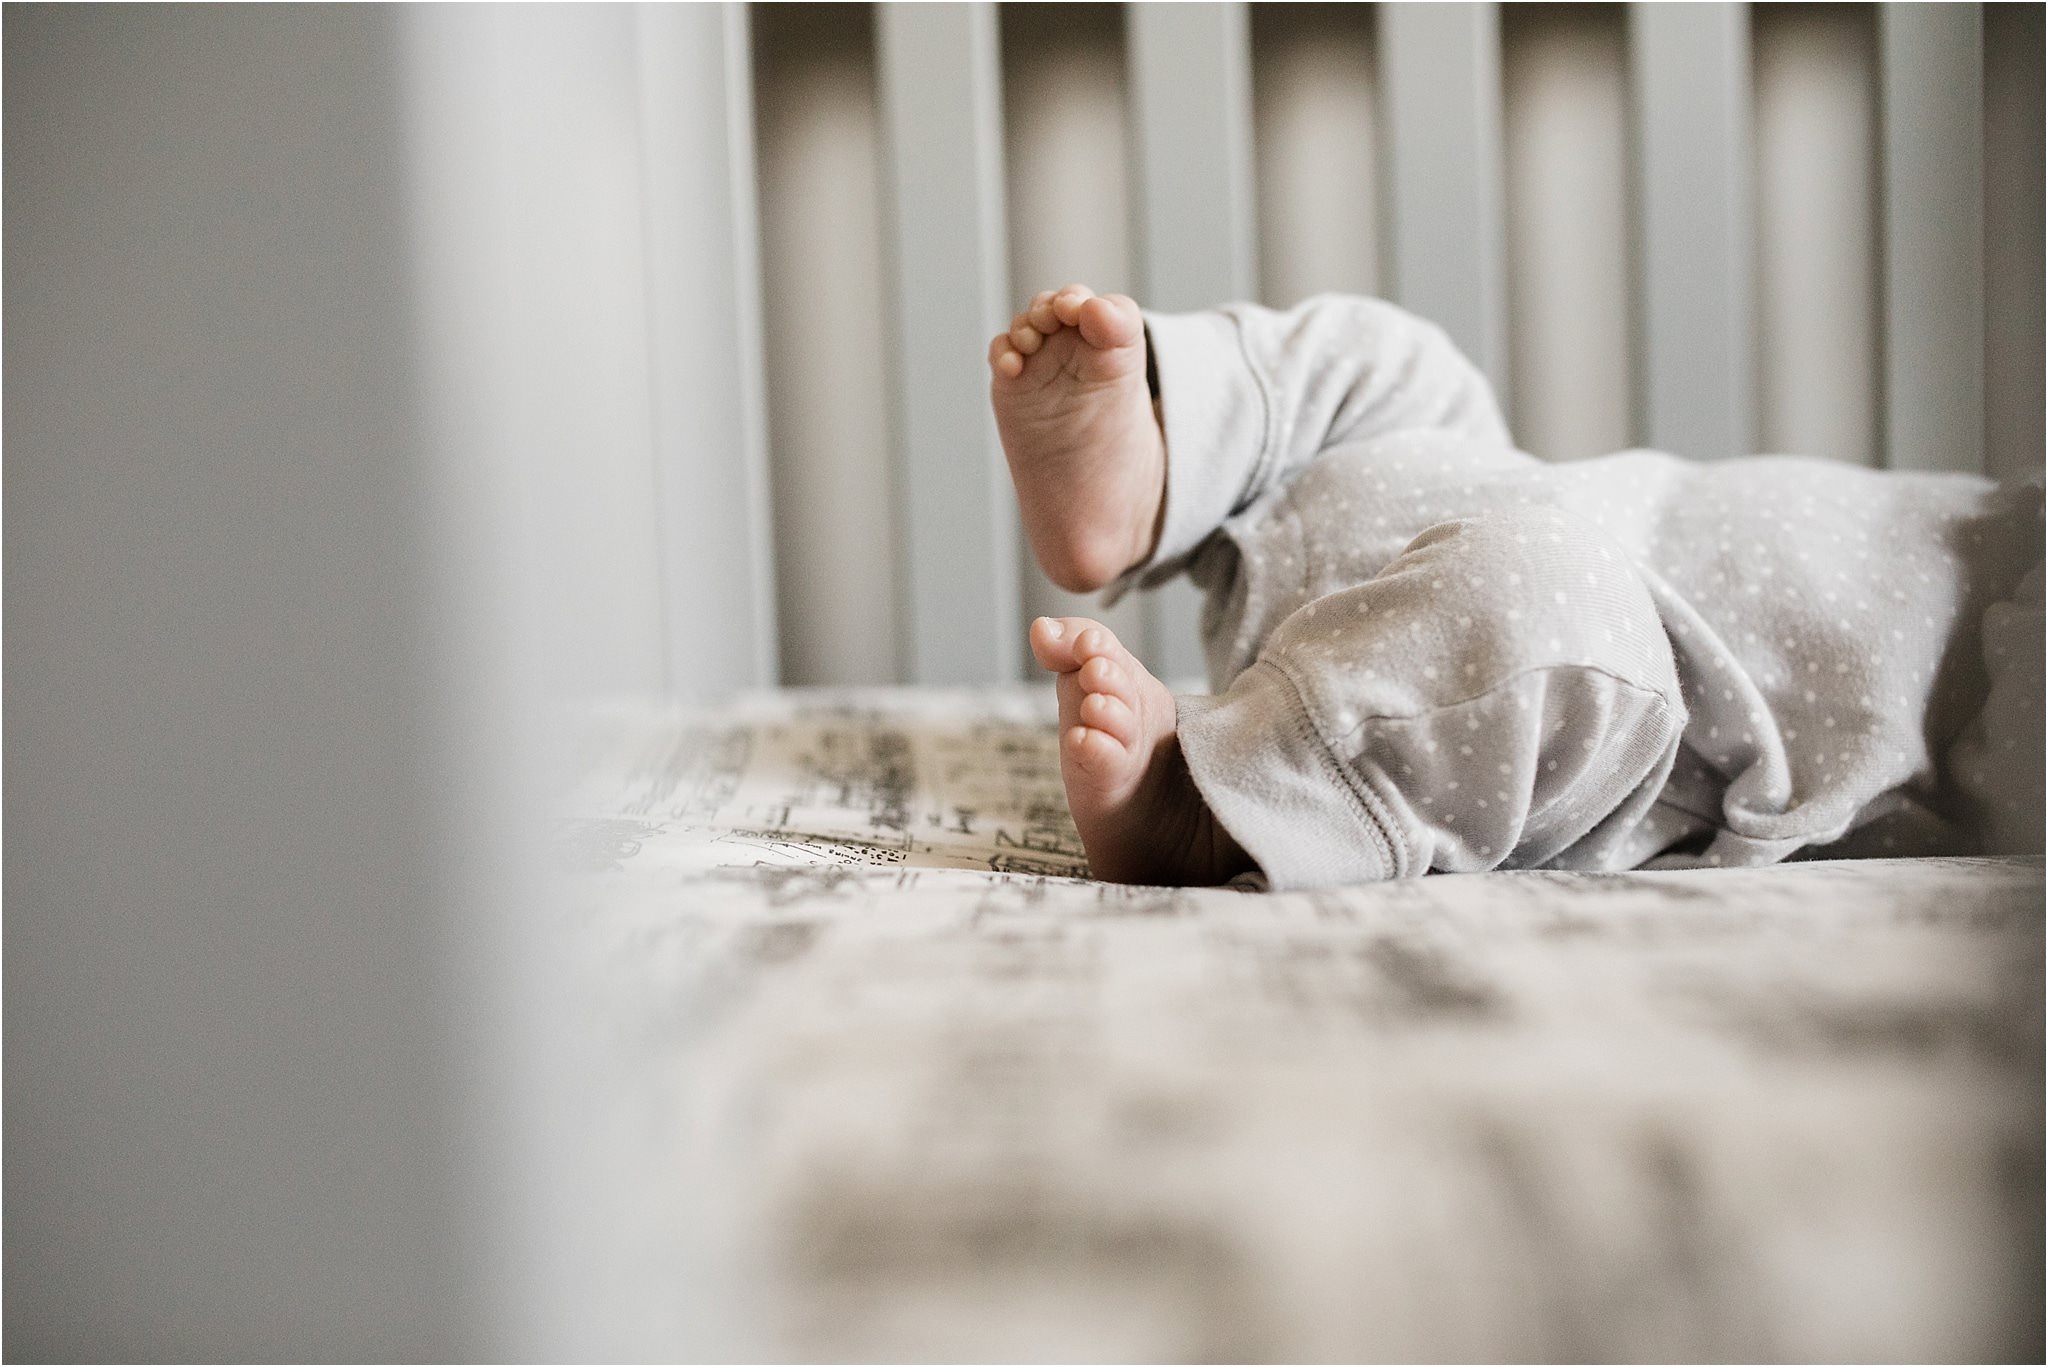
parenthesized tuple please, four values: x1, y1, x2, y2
(556, 686, 2043, 1362)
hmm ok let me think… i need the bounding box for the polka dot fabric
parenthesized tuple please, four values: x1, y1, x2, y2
(1130, 295, 2044, 890)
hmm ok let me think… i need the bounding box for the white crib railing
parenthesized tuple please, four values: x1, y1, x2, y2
(723, 1, 2039, 695)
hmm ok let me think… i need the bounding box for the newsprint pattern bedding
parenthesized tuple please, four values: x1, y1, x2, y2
(554, 688, 2043, 1362)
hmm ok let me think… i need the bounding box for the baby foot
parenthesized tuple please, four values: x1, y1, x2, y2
(1029, 615, 1253, 886)
(990, 284, 1166, 592)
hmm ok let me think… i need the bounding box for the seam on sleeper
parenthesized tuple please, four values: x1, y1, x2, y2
(1275, 658, 1686, 747)
(1258, 659, 1406, 880)
(1225, 309, 1279, 521)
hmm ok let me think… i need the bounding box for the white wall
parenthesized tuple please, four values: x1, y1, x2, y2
(1502, 4, 1633, 462)
(754, 5, 902, 687)
(1251, 5, 1382, 306)
(1752, 3, 1881, 467)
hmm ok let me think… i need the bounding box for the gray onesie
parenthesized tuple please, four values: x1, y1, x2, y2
(1112, 294, 2043, 891)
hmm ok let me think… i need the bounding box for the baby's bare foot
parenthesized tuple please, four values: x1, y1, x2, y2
(1029, 615, 1252, 886)
(990, 284, 1166, 592)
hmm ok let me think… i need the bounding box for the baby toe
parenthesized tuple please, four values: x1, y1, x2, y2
(1063, 723, 1124, 775)
(989, 332, 1025, 378)
(1077, 293, 1142, 350)
(1079, 689, 1138, 746)
(1050, 283, 1095, 325)
(1029, 615, 1094, 672)
(1077, 652, 1127, 700)
(1027, 291, 1061, 333)
(1073, 623, 1136, 673)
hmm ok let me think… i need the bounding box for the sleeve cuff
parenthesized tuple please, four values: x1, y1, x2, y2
(1175, 661, 1406, 890)
(1103, 308, 1272, 602)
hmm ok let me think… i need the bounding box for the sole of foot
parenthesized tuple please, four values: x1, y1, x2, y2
(989, 284, 1166, 593)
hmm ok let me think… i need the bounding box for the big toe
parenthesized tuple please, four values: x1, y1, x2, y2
(1077, 293, 1143, 351)
(1030, 615, 1106, 673)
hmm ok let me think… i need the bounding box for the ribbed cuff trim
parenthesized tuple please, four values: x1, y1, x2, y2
(1104, 309, 1270, 601)
(1176, 662, 1402, 890)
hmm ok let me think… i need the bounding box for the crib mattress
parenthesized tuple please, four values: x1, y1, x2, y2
(556, 686, 2043, 1362)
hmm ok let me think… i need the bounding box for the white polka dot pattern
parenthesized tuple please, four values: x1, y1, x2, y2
(1136, 294, 2045, 889)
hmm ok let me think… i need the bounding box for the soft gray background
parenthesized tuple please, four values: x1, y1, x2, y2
(6, 2, 2041, 1358)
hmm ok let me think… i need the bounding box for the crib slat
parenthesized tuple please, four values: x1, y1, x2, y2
(1983, 2, 2045, 484)
(1629, 2, 1752, 461)
(1880, 4, 1984, 474)
(877, 3, 1020, 684)
(638, 3, 779, 691)
(1128, 0, 1256, 685)
(1379, 2, 1510, 399)
(1750, 5, 1882, 469)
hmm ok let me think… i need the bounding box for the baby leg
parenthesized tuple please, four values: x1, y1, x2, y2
(1135, 293, 1520, 581)
(1177, 506, 1689, 890)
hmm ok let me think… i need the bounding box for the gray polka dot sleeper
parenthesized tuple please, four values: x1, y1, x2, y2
(1109, 294, 2043, 891)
